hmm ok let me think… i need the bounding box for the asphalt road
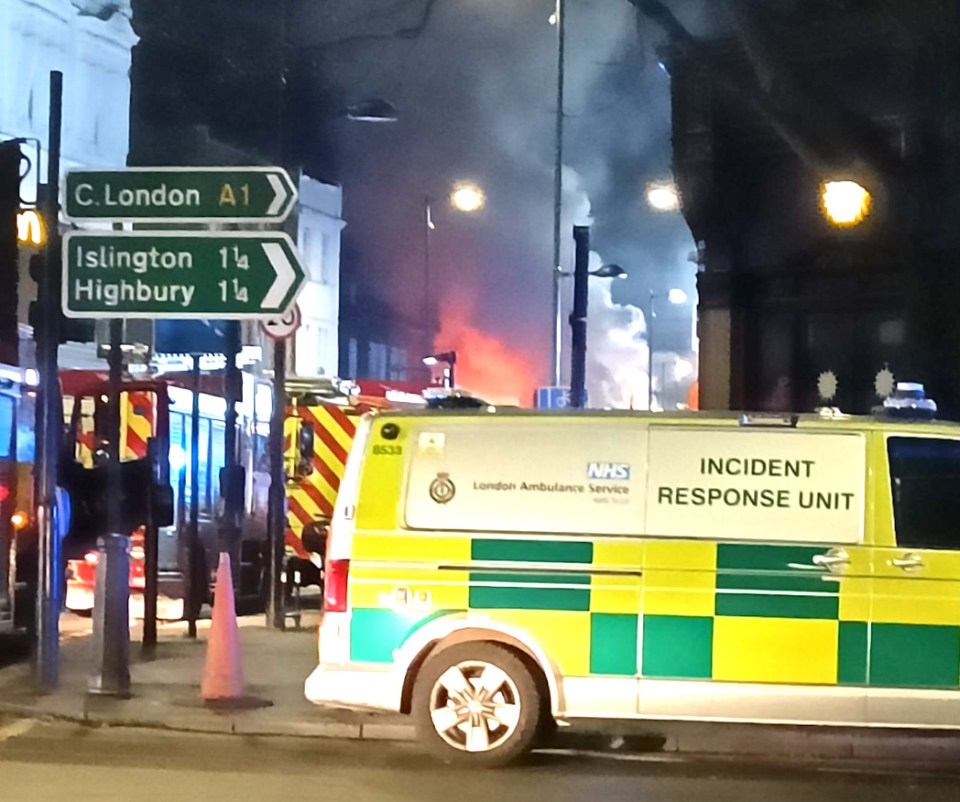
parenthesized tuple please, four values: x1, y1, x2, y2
(1, 716, 957, 802)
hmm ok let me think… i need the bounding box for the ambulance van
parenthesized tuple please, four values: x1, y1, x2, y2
(305, 398, 960, 766)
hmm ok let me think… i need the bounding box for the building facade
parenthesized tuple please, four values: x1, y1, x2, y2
(668, 6, 960, 415)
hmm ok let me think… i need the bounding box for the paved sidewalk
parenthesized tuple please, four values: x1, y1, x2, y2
(0, 611, 412, 741)
(2, 612, 960, 772)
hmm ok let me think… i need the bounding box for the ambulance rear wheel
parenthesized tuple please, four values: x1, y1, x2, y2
(412, 642, 541, 767)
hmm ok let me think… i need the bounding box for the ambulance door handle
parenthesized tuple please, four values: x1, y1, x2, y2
(812, 549, 849, 570)
(890, 553, 924, 571)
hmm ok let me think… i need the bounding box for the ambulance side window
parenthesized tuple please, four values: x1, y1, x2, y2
(888, 436, 960, 550)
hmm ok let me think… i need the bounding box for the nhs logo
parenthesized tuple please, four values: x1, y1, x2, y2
(587, 462, 631, 480)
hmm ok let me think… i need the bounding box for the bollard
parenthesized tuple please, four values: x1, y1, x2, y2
(88, 534, 131, 697)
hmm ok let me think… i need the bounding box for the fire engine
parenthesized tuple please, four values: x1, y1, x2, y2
(60, 370, 429, 618)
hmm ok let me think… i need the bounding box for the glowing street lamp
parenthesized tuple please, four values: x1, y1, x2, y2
(821, 180, 872, 226)
(646, 181, 680, 212)
(449, 183, 485, 213)
(423, 183, 485, 341)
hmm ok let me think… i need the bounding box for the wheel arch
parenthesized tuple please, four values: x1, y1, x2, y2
(394, 615, 564, 717)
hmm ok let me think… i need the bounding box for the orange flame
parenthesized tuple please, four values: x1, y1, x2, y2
(435, 302, 538, 406)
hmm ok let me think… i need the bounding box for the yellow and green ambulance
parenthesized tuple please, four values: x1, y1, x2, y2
(305, 399, 960, 765)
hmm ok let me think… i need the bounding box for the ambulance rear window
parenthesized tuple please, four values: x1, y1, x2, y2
(888, 436, 960, 550)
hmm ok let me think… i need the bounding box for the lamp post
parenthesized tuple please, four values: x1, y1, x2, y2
(550, 0, 566, 388)
(568, 225, 627, 409)
(422, 183, 484, 349)
(423, 351, 457, 389)
(647, 288, 688, 411)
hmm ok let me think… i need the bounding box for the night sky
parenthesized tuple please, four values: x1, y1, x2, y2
(297, 0, 713, 404)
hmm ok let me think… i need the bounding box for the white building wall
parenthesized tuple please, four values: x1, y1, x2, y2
(2, 4, 346, 380)
(294, 176, 344, 378)
(0, 0, 136, 179)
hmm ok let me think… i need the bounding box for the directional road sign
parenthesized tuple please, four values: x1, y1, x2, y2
(63, 167, 298, 223)
(534, 386, 588, 409)
(62, 230, 306, 320)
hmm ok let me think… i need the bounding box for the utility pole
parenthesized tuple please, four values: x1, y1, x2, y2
(35, 71, 63, 690)
(569, 225, 589, 409)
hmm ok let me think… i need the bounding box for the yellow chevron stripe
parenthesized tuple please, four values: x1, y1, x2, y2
(309, 406, 355, 454)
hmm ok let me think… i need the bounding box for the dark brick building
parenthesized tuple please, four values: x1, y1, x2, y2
(666, 3, 960, 415)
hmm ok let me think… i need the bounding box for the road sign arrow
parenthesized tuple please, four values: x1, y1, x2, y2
(62, 230, 307, 319)
(266, 174, 288, 217)
(261, 242, 296, 309)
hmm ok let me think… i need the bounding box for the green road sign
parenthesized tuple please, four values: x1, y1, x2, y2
(62, 231, 306, 319)
(63, 167, 297, 223)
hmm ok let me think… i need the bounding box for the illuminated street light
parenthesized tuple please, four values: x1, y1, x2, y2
(646, 181, 680, 212)
(450, 183, 486, 213)
(423, 184, 485, 346)
(821, 180, 872, 226)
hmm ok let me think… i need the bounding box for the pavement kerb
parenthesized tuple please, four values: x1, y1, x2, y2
(0, 700, 413, 742)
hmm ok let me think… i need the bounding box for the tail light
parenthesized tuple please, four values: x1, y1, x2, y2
(10, 511, 27, 530)
(323, 559, 350, 613)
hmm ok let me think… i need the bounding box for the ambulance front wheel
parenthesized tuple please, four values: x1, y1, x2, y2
(412, 642, 541, 767)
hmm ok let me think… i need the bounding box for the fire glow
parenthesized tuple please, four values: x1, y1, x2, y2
(434, 303, 538, 406)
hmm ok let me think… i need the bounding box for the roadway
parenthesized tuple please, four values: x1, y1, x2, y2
(0, 715, 956, 802)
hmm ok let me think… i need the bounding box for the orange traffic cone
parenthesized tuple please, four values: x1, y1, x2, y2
(201, 552, 245, 701)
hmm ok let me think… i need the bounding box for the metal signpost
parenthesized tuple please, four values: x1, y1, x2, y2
(62, 230, 306, 319)
(54, 164, 306, 689)
(64, 167, 297, 224)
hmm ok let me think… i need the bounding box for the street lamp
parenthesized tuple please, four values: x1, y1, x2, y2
(423, 183, 484, 345)
(646, 181, 680, 212)
(549, 0, 567, 389)
(423, 350, 457, 389)
(568, 225, 628, 409)
(820, 180, 872, 226)
(647, 288, 688, 411)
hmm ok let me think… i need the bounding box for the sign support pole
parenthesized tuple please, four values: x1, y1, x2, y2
(221, 321, 243, 590)
(186, 355, 202, 638)
(266, 338, 286, 630)
(88, 318, 130, 696)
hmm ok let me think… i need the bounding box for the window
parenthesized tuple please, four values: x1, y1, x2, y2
(888, 437, 960, 550)
(300, 226, 325, 283)
(369, 342, 389, 379)
(348, 338, 358, 378)
(389, 347, 408, 381)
